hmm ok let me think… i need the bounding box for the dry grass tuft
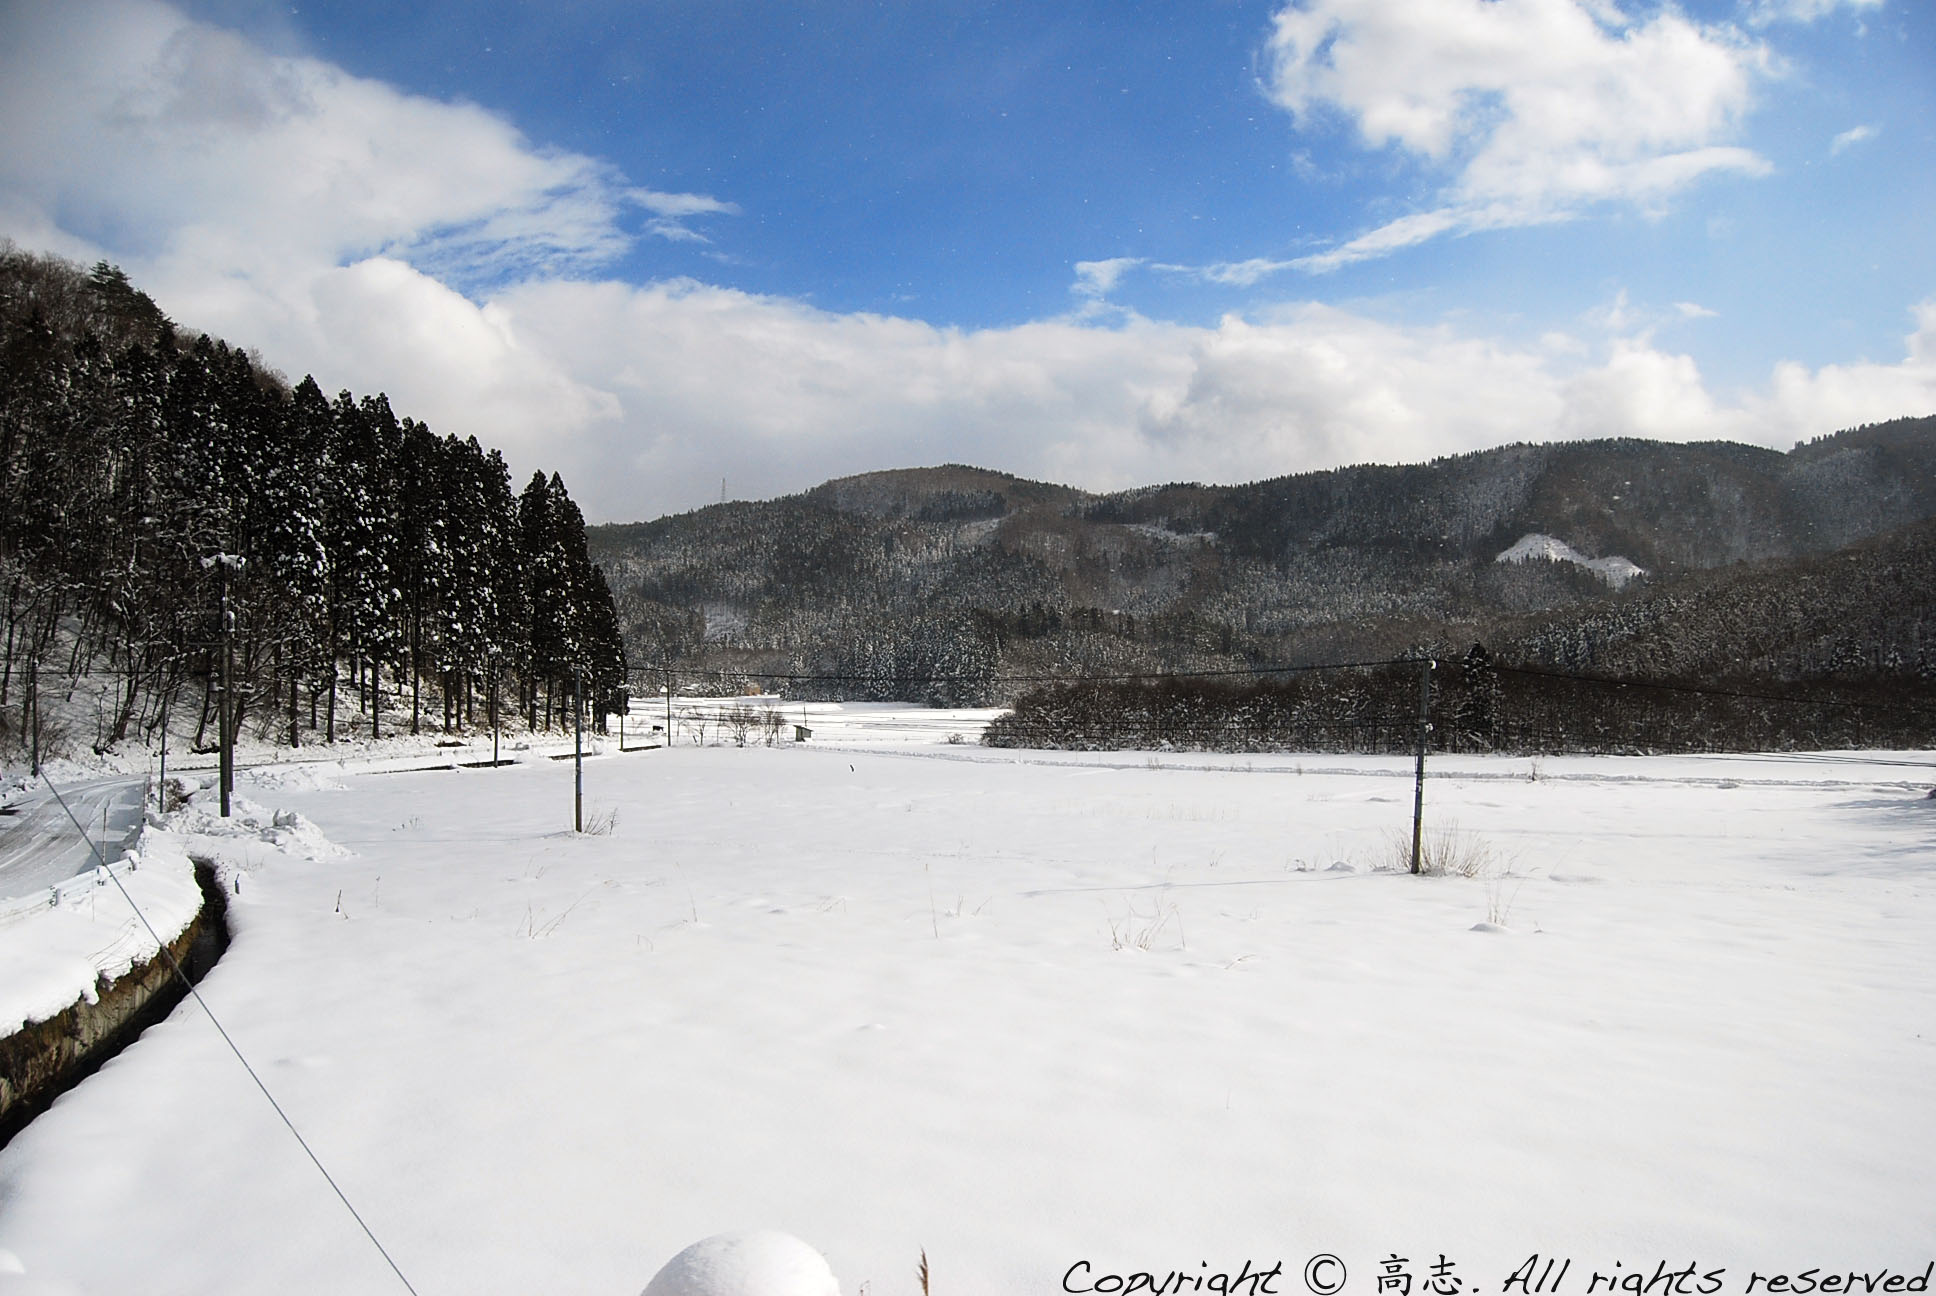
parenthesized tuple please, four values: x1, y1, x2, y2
(1483, 877, 1523, 926)
(1391, 822, 1504, 878)
(1105, 895, 1184, 951)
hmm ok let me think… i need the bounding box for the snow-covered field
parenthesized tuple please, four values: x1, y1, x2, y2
(1, 730, 1932, 1296)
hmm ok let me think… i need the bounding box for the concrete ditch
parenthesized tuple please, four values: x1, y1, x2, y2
(0, 859, 230, 1149)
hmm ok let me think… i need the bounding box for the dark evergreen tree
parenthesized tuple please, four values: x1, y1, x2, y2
(258, 377, 334, 745)
(328, 391, 405, 737)
(517, 470, 565, 727)
(1452, 643, 1500, 750)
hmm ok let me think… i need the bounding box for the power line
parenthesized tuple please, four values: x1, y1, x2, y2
(628, 654, 1419, 689)
(40, 776, 423, 1296)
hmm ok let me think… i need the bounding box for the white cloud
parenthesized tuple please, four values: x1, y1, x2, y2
(1072, 257, 1144, 298)
(485, 279, 1585, 514)
(461, 280, 1936, 522)
(1750, 302, 1936, 440)
(1830, 123, 1878, 155)
(1290, 208, 1471, 273)
(0, 0, 727, 486)
(1743, 0, 1884, 27)
(1581, 290, 1720, 337)
(3, 0, 1927, 525)
(634, 189, 741, 243)
(0, 0, 734, 292)
(1151, 257, 1303, 287)
(302, 257, 621, 468)
(1264, 0, 1773, 268)
(1558, 338, 1749, 443)
(1584, 288, 1643, 334)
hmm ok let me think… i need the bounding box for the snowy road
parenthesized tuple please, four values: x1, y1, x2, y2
(0, 775, 146, 901)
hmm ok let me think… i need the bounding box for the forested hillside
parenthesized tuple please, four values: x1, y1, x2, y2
(1500, 514, 1936, 682)
(0, 245, 624, 766)
(590, 420, 1936, 704)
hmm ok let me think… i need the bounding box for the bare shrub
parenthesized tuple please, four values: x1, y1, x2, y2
(1391, 823, 1502, 878)
(721, 704, 757, 747)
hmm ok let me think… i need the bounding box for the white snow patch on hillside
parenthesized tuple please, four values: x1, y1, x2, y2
(1497, 532, 1645, 587)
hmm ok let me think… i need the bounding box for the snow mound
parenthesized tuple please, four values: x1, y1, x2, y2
(1495, 533, 1644, 588)
(243, 764, 345, 793)
(641, 1232, 840, 1296)
(171, 796, 347, 859)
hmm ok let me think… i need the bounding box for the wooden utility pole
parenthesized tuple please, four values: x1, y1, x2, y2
(1410, 658, 1435, 875)
(573, 661, 584, 833)
(157, 689, 169, 811)
(210, 554, 242, 819)
(26, 650, 38, 777)
(489, 663, 500, 767)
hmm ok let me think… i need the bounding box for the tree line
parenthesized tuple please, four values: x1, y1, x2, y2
(981, 646, 1936, 756)
(0, 244, 624, 764)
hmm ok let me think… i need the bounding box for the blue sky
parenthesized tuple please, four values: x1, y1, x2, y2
(2, 0, 1931, 520)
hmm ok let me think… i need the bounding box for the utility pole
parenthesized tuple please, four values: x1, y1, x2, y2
(1410, 657, 1435, 875)
(663, 664, 673, 746)
(573, 660, 584, 833)
(221, 565, 233, 818)
(157, 687, 170, 811)
(26, 651, 38, 777)
(202, 552, 245, 819)
(193, 551, 246, 818)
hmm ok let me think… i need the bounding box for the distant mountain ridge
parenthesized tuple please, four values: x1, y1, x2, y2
(588, 418, 1936, 699)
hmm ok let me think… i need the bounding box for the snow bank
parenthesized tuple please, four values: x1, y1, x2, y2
(0, 789, 344, 1036)
(165, 793, 346, 862)
(0, 836, 201, 1037)
(241, 764, 347, 794)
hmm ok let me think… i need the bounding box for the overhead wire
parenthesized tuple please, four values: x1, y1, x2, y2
(39, 775, 423, 1296)
(629, 653, 1420, 688)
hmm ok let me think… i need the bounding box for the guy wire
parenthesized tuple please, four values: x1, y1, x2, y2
(41, 775, 423, 1296)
